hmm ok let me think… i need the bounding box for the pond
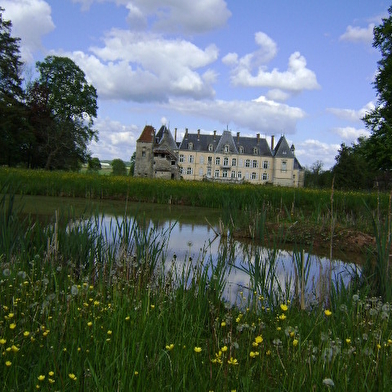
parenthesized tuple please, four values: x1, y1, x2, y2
(19, 195, 361, 305)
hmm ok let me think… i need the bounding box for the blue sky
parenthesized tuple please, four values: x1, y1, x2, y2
(3, 0, 389, 168)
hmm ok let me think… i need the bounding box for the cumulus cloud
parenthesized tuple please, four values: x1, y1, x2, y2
(2, 0, 55, 63)
(167, 96, 305, 134)
(223, 32, 320, 95)
(295, 139, 341, 169)
(73, 0, 231, 34)
(327, 101, 375, 122)
(66, 30, 218, 102)
(339, 23, 374, 43)
(89, 117, 139, 161)
(331, 126, 370, 142)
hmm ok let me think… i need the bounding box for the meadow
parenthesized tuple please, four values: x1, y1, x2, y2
(1, 169, 392, 391)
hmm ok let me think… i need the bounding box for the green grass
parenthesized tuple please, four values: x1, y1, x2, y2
(1, 186, 392, 391)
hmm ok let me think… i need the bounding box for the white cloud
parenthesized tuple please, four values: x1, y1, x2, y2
(224, 31, 320, 95)
(295, 139, 341, 169)
(90, 117, 139, 160)
(2, 0, 55, 63)
(167, 96, 305, 134)
(331, 126, 370, 142)
(65, 30, 219, 101)
(327, 101, 375, 122)
(73, 0, 231, 34)
(339, 23, 374, 43)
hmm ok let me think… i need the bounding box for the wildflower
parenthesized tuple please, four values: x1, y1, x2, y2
(249, 351, 259, 358)
(0, 339, 6, 345)
(221, 345, 228, 352)
(11, 345, 19, 352)
(150, 305, 155, 309)
(324, 310, 332, 317)
(125, 316, 130, 321)
(8, 313, 14, 319)
(279, 313, 287, 320)
(48, 379, 55, 384)
(23, 331, 30, 337)
(48, 371, 54, 376)
(38, 375, 45, 381)
(68, 373, 77, 381)
(87, 322, 93, 327)
(293, 339, 299, 347)
(280, 304, 288, 312)
(322, 378, 335, 387)
(221, 321, 226, 327)
(134, 371, 139, 376)
(166, 344, 174, 351)
(5, 361, 12, 367)
(266, 350, 271, 355)
(227, 357, 238, 365)
(9, 323, 16, 330)
(107, 330, 112, 335)
(255, 335, 263, 344)
(346, 338, 351, 345)
(194, 347, 202, 353)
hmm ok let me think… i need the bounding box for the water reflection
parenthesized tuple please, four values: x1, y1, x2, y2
(98, 214, 360, 306)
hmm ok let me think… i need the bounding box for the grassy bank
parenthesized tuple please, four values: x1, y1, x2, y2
(1, 187, 392, 390)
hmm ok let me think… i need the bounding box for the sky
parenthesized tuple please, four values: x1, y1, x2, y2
(2, 0, 390, 169)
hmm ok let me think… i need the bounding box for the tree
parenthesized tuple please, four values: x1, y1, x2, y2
(129, 152, 136, 176)
(363, 6, 392, 171)
(111, 159, 127, 176)
(87, 157, 101, 173)
(0, 7, 26, 166)
(27, 56, 98, 170)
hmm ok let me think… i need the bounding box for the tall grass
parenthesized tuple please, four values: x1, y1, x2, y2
(2, 183, 392, 390)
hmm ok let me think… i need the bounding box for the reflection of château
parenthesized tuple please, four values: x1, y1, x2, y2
(134, 125, 305, 187)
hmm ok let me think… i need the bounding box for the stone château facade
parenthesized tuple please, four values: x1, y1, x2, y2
(134, 125, 304, 187)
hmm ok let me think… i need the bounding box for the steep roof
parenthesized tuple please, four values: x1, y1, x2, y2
(215, 130, 239, 154)
(156, 125, 178, 150)
(137, 125, 155, 143)
(273, 135, 295, 158)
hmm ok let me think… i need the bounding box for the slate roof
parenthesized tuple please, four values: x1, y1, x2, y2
(273, 135, 295, 158)
(155, 125, 177, 150)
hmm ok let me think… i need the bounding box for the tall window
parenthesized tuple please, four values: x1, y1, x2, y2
(179, 154, 184, 163)
(224, 145, 229, 153)
(208, 144, 213, 152)
(251, 172, 257, 180)
(200, 155, 204, 164)
(222, 169, 228, 178)
(245, 159, 250, 168)
(281, 161, 287, 172)
(223, 157, 229, 166)
(253, 147, 258, 155)
(214, 170, 220, 178)
(208, 156, 212, 164)
(231, 170, 236, 178)
(207, 167, 212, 177)
(262, 173, 268, 180)
(263, 160, 269, 169)
(252, 160, 258, 168)
(238, 171, 242, 179)
(189, 155, 194, 163)
(232, 158, 237, 166)
(215, 157, 221, 165)
(239, 146, 244, 154)
(188, 142, 193, 150)
(187, 167, 193, 175)
(142, 148, 146, 157)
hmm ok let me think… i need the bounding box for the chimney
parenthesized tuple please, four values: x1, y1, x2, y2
(271, 135, 275, 151)
(257, 133, 260, 144)
(237, 132, 240, 142)
(213, 130, 216, 140)
(185, 128, 188, 139)
(197, 129, 200, 141)
(174, 128, 177, 142)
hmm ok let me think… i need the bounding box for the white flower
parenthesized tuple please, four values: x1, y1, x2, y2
(322, 378, 335, 387)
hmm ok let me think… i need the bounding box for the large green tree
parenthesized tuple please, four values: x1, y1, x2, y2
(0, 7, 26, 166)
(27, 56, 98, 170)
(363, 6, 392, 171)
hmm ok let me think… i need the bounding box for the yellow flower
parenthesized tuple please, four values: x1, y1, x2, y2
(293, 339, 299, 347)
(346, 338, 351, 344)
(48, 378, 55, 384)
(221, 345, 228, 352)
(227, 357, 239, 365)
(87, 322, 93, 327)
(194, 347, 202, 353)
(280, 304, 288, 312)
(279, 313, 287, 320)
(23, 331, 30, 337)
(166, 344, 174, 351)
(255, 335, 263, 344)
(134, 371, 139, 376)
(37, 375, 45, 381)
(11, 345, 19, 352)
(324, 309, 332, 317)
(9, 323, 16, 330)
(68, 373, 77, 381)
(5, 361, 12, 367)
(48, 371, 54, 376)
(266, 350, 271, 356)
(249, 351, 259, 358)
(221, 321, 226, 327)
(125, 316, 130, 321)
(107, 330, 112, 335)
(0, 339, 6, 345)
(150, 305, 155, 309)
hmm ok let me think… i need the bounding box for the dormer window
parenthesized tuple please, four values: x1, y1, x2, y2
(208, 144, 213, 152)
(188, 142, 193, 150)
(224, 145, 229, 153)
(253, 147, 258, 155)
(239, 146, 244, 154)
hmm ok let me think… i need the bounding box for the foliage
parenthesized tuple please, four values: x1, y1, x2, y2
(0, 7, 26, 167)
(1, 195, 392, 390)
(87, 157, 101, 173)
(304, 160, 333, 188)
(363, 6, 392, 171)
(111, 158, 127, 176)
(129, 151, 136, 176)
(23, 56, 99, 170)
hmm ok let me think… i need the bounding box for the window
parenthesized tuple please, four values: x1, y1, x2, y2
(239, 146, 244, 154)
(142, 148, 146, 157)
(231, 170, 236, 178)
(200, 155, 204, 164)
(199, 168, 203, 176)
(189, 155, 194, 163)
(262, 173, 268, 181)
(215, 157, 221, 165)
(179, 154, 184, 163)
(179, 167, 183, 174)
(171, 160, 175, 166)
(223, 157, 229, 166)
(238, 159, 243, 167)
(263, 160, 269, 169)
(253, 147, 258, 155)
(232, 158, 237, 166)
(245, 159, 250, 168)
(208, 144, 213, 152)
(251, 172, 257, 180)
(214, 170, 220, 178)
(207, 167, 212, 177)
(238, 171, 242, 179)
(224, 145, 229, 153)
(188, 142, 193, 150)
(252, 160, 258, 168)
(207, 156, 212, 164)
(187, 167, 193, 175)
(222, 169, 228, 178)
(281, 161, 287, 172)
